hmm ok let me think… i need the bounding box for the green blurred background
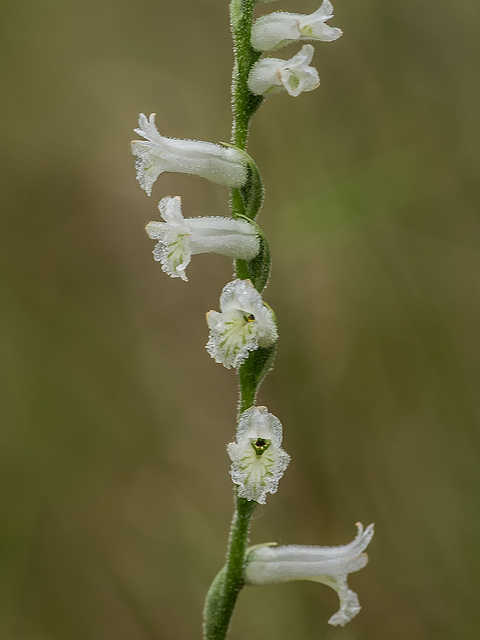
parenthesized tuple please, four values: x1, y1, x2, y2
(2, 0, 480, 638)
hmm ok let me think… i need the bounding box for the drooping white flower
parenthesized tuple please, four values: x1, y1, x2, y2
(244, 523, 374, 626)
(248, 45, 319, 97)
(251, 0, 343, 52)
(206, 279, 277, 369)
(145, 196, 259, 281)
(131, 113, 247, 195)
(227, 406, 290, 504)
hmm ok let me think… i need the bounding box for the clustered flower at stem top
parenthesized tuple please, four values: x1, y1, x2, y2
(130, 1, 373, 638)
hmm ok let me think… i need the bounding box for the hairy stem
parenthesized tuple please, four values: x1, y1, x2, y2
(203, 497, 256, 640)
(230, 0, 263, 220)
(230, 0, 263, 150)
(203, 2, 272, 638)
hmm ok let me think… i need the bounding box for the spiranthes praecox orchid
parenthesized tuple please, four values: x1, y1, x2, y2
(227, 406, 290, 503)
(244, 523, 374, 626)
(251, 0, 342, 52)
(248, 45, 319, 97)
(132, 113, 248, 195)
(206, 279, 277, 369)
(145, 196, 259, 281)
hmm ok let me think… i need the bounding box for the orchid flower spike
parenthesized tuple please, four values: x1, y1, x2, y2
(131, 114, 247, 195)
(251, 0, 342, 52)
(206, 279, 277, 369)
(248, 45, 319, 97)
(145, 196, 259, 281)
(227, 406, 290, 504)
(244, 523, 375, 626)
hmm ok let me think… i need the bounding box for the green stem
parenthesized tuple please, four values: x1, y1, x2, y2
(230, 0, 267, 435)
(230, 0, 263, 220)
(203, 3, 271, 638)
(203, 497, 256, 640)
(230, 0, 263, 150)
(238, 342, 277, 413)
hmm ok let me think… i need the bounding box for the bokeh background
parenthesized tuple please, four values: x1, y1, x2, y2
(2, 0, 480, 638)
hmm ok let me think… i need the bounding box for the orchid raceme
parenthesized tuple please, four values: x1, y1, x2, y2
(131, 113, 248, 195)
(251, 0, 343, 52)
(145, 196, 259, 281)
(206, 279, 277, 369)
(244, 523, 375, 627)
(227, 406, 290, 504)
(132, 1, 373, 637)
(248, 44, 320, 97)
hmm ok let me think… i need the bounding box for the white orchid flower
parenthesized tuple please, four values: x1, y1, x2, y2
(227, 406, 290, 504)
(248, 45, 319, 97)
(244, 523, 374, 626)
(251, 0, 342, 52)
(131, 113, 247, 195)
(145, 196, 259, 281)
(206, 279, 277, 369)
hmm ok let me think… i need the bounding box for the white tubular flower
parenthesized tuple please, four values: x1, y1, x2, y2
(145, 197, 260, 282)
(248, 45, 319, 97)
(131, 113, 247, 195)
(206, 279, 277, 369)
(251, 0, 343, 52)
(227, 406, 290, 504)
(244, 523, 375, 627)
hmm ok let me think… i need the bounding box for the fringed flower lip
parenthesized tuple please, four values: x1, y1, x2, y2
(244, 522, 375, 626)
(251, 0, 342, 52)
(248, 45, 320, 97)
(132, 113, 248, 195)
(227, 406, 290, 504)
(206, 279, 277, 369)
(145, 196, 259, 281)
